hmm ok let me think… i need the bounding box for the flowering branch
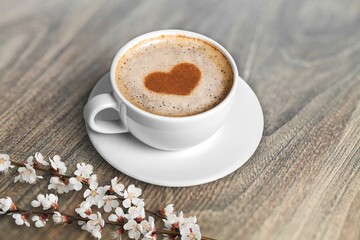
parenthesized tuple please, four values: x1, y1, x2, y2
(10, 157, 164, 219)
(0, 153, 214, 240)
(10, 160, 73, 179)
(4, 208, 182, 235)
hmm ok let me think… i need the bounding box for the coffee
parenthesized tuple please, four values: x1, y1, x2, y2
(115, 35, 233, 117)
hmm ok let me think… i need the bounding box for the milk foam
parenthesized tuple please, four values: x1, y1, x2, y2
(115, 35, 233, 117)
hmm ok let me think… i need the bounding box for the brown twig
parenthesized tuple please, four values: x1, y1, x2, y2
(145, 209, 165, 219)
(7, 208, 87, 222)
(6, 209, 184, 236)
(11, 161, 73, 179)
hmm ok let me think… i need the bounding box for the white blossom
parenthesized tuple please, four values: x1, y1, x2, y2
(108, 207, 125, 222)
(0, 197, 16, 214)
(69, 163, 94, 191)
(82, 175, 98, 201)
(49, 155, 67, 174)
(52, 212, 62, 224)
(31, 194, 45, 208)
(14, 164, 43, 184)
(140, 216, 157, 239)
(48, 176, 73, 194)
(74, 163, 93, 178)
(86, 212, 105, 239)
(75, 201, 92, 218)
(86, 185, 109, 205)
(124, 219, 141, 240)
(12, 213, 30, 227)
(179, 216, 197, 229)
(111, 177, 125, 196)
(84, 176, 109, 205)
(88, 174, 98, 186)
(160, 204, 174, 217)
(0, 154, 14, 173)
(180, 223, 201, 240)
(24, 156, 35, 166)
(31, 215, 48, 228)
(125, 204, 145, 220)
(123, 184, 143, 208)
(31, 193, 58, 210)
(47, 194, 59, 210)
(69, 177, 83, 191)
(78, 220, 88, 231)
(52, 212, 69, 224)
(34, 152, 49, 166)
(163, 211, 183, 230)
(163, 210, 201, 239)
(98, 195, 119, 213)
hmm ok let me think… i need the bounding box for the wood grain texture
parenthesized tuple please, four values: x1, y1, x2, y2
(0, 0, 359, 239)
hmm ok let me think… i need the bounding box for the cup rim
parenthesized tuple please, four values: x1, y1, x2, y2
(110, 29, 239, 121)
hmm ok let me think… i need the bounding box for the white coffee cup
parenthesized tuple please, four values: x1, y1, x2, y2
(84, 30, 239, 151)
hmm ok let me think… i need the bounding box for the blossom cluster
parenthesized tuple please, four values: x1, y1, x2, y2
(0, 153, 203, 240)
(161, 204, 201, 240)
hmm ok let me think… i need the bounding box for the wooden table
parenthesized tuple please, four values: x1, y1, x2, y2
(0, 0, 359, 239)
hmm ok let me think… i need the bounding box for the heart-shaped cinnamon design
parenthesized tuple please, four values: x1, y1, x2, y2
(144, 62, 201, 95)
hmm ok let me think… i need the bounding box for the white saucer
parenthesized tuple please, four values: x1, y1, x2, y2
(86, 73, 263, 187)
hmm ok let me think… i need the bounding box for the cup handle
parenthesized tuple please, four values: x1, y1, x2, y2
(83, 93, 128, 134)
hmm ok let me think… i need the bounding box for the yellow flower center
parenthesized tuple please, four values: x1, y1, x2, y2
(0, 157, 5, 164)
(188, 233, 196, 240)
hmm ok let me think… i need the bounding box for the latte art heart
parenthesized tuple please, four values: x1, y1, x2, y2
(144, 63, 201, 96)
